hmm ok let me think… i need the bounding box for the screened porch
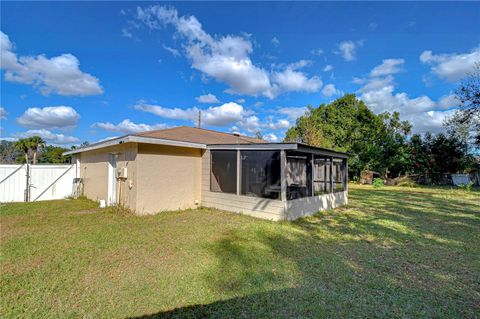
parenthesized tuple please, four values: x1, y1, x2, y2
(208, 143, 348, 204)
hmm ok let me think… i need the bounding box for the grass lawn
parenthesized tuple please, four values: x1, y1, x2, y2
(1, 185, 479, 318)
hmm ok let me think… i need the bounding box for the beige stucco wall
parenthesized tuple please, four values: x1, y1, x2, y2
(79, 143, 137, 210)
(135, 144, 203, 214)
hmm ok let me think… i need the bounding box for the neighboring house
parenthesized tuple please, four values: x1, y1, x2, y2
(64, 126, 348, 221)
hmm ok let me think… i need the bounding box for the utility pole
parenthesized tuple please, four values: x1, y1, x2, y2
(197, 110, 201, 128)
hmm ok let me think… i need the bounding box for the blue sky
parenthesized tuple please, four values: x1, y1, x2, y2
(1, 2, 479, 145)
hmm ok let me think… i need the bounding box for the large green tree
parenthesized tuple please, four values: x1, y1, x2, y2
(38, 146, 71, 164)
(445, 62, 480, 147)
(410, 132, 474, 182)
(285, 94, 411, 178)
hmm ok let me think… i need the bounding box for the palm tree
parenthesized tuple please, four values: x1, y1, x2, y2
(14, 138, 31, 164)
(28, 136, 46, 165)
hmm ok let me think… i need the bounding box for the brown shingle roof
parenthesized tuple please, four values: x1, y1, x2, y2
(135, 126, 266, 145)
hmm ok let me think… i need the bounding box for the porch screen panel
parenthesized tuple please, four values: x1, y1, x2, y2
(241, 151, 281, 199)
(210, 150, 237, 194)
(313, 156, 328, 195)
(333, 158, 345, 192)
(286, 153, 312, 199)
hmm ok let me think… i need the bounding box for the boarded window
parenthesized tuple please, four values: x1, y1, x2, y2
(241, 151, 281, 199)
(210, 150, 237, 194)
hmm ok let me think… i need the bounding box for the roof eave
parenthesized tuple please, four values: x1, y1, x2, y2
(206, 143, 349, 158)
(63, 135, 207, 156)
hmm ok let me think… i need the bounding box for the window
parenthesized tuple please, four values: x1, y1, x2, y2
(241, 151, 281, 199)
(210, 150, 237, 194)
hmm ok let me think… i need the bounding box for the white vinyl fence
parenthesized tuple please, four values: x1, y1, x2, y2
(0, 164, 76, 203)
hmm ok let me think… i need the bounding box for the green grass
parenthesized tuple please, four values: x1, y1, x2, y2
(1, 185, 479, 318)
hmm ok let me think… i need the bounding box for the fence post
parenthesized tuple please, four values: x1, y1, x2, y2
(24, 164, 30, 202)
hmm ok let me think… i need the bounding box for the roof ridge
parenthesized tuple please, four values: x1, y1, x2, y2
(134, 126, 188, 136)
(136, 125, 263, 141)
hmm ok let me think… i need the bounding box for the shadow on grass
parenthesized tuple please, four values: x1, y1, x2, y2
(130, 187, 479, 318)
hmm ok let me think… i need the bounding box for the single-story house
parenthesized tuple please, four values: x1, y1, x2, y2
(64, 126, 348, 221)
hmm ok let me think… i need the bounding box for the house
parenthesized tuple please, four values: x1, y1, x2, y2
(64, 126, 348, 221)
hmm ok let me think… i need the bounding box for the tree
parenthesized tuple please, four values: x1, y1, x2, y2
(254, 131, 263, 140)
(0, 140, 20, 164)
(285, 94, 411, 178)
(377, 111, 412, 177)
(450, 62, 480, 146)
(28, 136, 46, 165)
(410, 132, 474, 182)
(14, 138, 31, 164)
(38, 146, 71, 164)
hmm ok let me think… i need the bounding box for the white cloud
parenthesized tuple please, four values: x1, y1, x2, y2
(369, 58, 404, 77)
(360, 85, 435, 115)
(121, 28, 133, 38)
(238, 115, 261, 133)
(264, 133, 278, 142)
(323, 64, 333, 72)
(368, 22, 378, 31)
(163, 45, 180, 57)
(0, 137, 17, 142)
(13, 129, 79, 145)
(322, 83, 341, 97)
(201, 102, 247, 127)
(17, 106, 80, 129)
(278, 107, 307, 120)
(196, 93, 219, 103)
(236, 115, 289, 133)
(271, 67, 322, 94)
(271, 37, 280, 46)
(335, 40, 362, 61)
(406, 110, 456, 134)
(254, 101, 264, 107)
(0, 106, 7, 120)
(311, 48, 324, 56)
(420, 47, 480, 82)
(356, 59, 456, 133)
(437, 94, 459, 110)
(268, 119, 290, 130)
(134, 100, 291, 134)
(135, 6, 321, 98)
(92, 119, 168, 134)
(236, 98, 246, 104)
(134, 101, 247, 127)
(357, 75, 395, 93)
(0, 31, 103, 96)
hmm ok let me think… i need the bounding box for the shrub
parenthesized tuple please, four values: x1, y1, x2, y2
(373, 178, 384, 188)
(458, 181, 474, 192)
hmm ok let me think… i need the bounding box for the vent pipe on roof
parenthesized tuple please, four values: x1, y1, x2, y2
(233, 133, 240, 137)
(197, 111, 201, 128)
